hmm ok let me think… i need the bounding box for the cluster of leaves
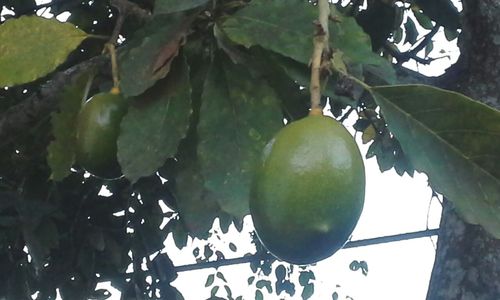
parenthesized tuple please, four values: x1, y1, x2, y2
(0, 0, 499, 299)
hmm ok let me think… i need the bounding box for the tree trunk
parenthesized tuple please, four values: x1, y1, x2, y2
(426, 1, 500, 299)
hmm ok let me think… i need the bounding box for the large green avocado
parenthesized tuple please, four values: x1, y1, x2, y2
(250, 114, 365, 265)
(75, 90, 128, 179)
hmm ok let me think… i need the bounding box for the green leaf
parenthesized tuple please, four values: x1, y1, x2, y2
(299, 271, 315, 286)
(247, 276, 255, 285)
(155, 0, 209, 14)
(117, 55, 192, 183)
(216, 272, 227, 283)
(47, 73, 91, 181)
(425, 41, 434, 57)
(414, 0, 460, 30)
(221, 0, 381, 67)
(256, 280, 272, 293)
(404, 18, 418, 45)
(372, 84, 500, 237)
(118, 14, 190, 97)
(229, 242, 237, 252)
(210, 286, 219, 297)
(170, 218, 189, 249)
(205, 274, 215, 287)
(255, 290, 263, 300)
(413, 10, 434, 30)
(301, 283, 314, 300)
(175, 164, 221, 238)
(0, 16, 87, 87)
(355, 1, 396, 51)
(197, 54, 282, 219)
(221, 0, 315, 64)
(275, 265, 286, 281)
(444, 28, 460, 41)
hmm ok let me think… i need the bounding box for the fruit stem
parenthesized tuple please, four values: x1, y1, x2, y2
(106, 43, 121, 92)
(309, 0, 330, 116)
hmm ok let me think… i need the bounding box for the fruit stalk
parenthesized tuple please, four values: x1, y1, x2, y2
(309, 0, 330, 115)
(106, 43, 120, 91)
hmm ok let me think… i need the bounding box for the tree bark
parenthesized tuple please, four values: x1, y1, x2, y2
(426, 1, 500, 299)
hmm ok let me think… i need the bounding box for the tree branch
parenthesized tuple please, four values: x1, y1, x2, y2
(0, 55, 108, 146)
(386, 24, 440, 65)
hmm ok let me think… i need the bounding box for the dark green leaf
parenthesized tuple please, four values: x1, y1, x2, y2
(224, 285, 233, 299)
(205, 274, 215, 287)
(414, 0, 460, 30)
(216, 272, 227, 283)
(275, 265, 286, 281)
(256, 280, 272, 293)
(229, 242, 237, 252)
(353, 119, 371, 131)
(247, 276, 255, 285)
(356, 1, 396, 50)
(23, 219, 59, 272)
(170, 219, 189, 249)
(197, 54, 282, 219)
(155, 0, 209, 14)
(47, 72, 91, 181)
(118, 14, 189, 97)
(404, 18, 418, 45)
(117, 55, 192, 183)
(255, 290, 263, 300)
(299, 271, 315, 286)
(221, 0, 315, 64)
(222, 0, 381, 67)
(153, 253, 177, 283)
(89, 289, 111, 300)
(373, 84, 500, 237)
(204, 244, 214, 260)
(393, 28, 403, 44)
(301, 283, 314, 300)
(444, 28, 460, 41)
(413, 10, 434, 30)
(0, 16, 87, 87)
(210, 286, 219, 297)
(175, 163, 221, 238)
(425, 41, 434, 57)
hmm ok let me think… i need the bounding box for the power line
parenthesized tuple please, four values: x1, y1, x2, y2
(175, 228, 439, 272)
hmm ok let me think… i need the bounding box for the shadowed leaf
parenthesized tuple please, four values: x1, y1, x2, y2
(197, 54, 282, 219)
(117, 55, 192, 183)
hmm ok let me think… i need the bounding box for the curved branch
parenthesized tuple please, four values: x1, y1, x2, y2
(0, 55, 108, 146)
(386, 24, 440, 65)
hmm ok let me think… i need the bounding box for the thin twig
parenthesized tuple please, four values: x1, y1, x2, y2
(339, 107, 356, 123)
(386, 24, 440, 65)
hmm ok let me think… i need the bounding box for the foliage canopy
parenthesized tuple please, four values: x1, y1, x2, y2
(0, 0, 498, 299)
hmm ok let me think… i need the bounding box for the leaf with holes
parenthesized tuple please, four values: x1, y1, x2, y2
(372, 84, 500, 237)
(197, 54, 282, 219)
(0, 16, 87, 87)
